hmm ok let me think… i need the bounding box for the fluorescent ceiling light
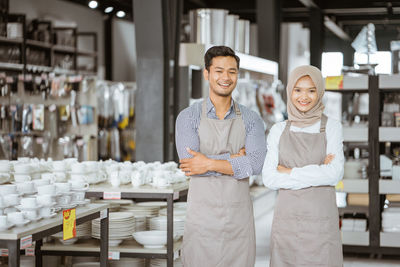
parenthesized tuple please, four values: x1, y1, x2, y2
(116, 11, 126, 18)
(88, 0, 98, 9)
(105, 7, 114, 13)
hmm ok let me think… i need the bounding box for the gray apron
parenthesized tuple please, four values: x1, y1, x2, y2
(270, 114, 343, 267)
(182, 100, 256, 267)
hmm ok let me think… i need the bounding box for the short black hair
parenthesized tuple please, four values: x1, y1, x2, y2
(204, 46, 240, 71)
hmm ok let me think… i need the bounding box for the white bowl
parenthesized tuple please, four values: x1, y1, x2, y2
(132, 230, 167, 248)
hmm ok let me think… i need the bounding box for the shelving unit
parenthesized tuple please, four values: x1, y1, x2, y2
(342, 231, 370, 246)
(0, 14, 98, 75)
(379, 179, 400, 194)
(341, 179, 369, 193)
(84, 181, 189, 267)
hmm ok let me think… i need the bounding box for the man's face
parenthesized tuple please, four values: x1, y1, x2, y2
(204, 56, 238, 97)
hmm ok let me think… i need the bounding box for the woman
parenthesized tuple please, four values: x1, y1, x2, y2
(263, 65, 344, 267)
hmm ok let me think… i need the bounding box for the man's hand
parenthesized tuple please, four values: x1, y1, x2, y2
(179, 148, 212, 176)
(230, 147, 246, 158)
(277, 165, 292, 174)
(324, 154, 335, 164)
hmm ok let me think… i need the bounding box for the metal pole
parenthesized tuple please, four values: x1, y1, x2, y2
(100, 209, 109, 267)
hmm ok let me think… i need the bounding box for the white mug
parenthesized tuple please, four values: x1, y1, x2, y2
(36, 195, 55, 206)
(7, 211, 24, 224)
(33, 179, 50, 188)
(20, 197, 37, 208)
(52, 161, 66, 171)
(37, 185, 56, 195)
(0, 184, 17, 195)
(13, 163, 32, 174)
(57, 195, 71, 205)
(70, 181, 89, 190)
(13, 174, 31, 183)
(55, 183, 71, 194)
(16, 182, 34, 194)
(72, 192, 85, 202)
(22, 210, 37, 220)
(30, 172, 41, 180)
(71, 163, 86, 173)
(4, 194, 20, 207)
(110, 177, 121, 187)
(39, 207, 56, 217)
(70, 174, 88, 182)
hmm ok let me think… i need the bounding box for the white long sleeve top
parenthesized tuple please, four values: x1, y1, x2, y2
(262, 117, 344, 190)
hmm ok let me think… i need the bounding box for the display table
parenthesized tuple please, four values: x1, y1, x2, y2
(0, 203, 109, 267)
(85, 181, 189, 267)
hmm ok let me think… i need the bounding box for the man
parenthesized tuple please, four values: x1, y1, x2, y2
(175, 46, 267, 267)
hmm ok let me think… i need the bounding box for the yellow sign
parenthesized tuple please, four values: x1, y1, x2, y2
(63, 209, 76, 240)
(335, 180, 344, 191)
(325, 75, 344, 90)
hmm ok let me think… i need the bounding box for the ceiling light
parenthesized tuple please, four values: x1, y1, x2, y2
(104, 7, 114, 13)
(88, 0, 98, 9)
(116, 11, 126, 18)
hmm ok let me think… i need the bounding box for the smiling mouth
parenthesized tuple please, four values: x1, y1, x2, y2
(218, 82, 232, 89)
(298, 101, 311, 106)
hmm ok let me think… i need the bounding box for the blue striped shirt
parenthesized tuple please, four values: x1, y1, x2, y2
(175, 97, 267, 179)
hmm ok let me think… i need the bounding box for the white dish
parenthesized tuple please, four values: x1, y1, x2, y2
(132, 230, 167, 248)
(14, 219, 30, 227)
(109, 239, 123, 246)
(58, 203, 78, 210)
(41, 202, 57, 207)
(30, 215, 43, 222)
(16, 205, 42, 211)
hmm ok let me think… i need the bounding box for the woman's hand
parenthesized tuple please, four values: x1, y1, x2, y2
(277, 165, 292, 174)
(230, 147, 246, 158)
(324, 154, 335, 164)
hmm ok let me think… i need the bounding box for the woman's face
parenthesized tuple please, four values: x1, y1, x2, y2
(291, 75, 318, 112)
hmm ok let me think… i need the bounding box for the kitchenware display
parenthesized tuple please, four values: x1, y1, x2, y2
(52, 221, 91, 244)
(132, 230, 168, 248)
(92, 212, 135, 246)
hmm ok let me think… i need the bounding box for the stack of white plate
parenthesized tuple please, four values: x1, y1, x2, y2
(150, 258, 183, 267)
(52, 221, 92, 244)
(92, 212, 135, 246)
(382, 207, 400, 232)
(94, 199, 134, 212)
(136, 201, 167, 208)
(149, 216, 185, 240)
(158, 208, 186, 218)
(122, 205, 160, 217)
(110, 258, 145, 267)
(134, 216, 147, 232)
(72, 263, 99, 267)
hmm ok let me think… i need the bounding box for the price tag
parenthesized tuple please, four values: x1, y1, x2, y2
(25, 248, 35, 256)
(100, 209, 108, 219)
(108, 251, 120, 260)
(36, 137, 43, 145)
(63, 209, 77, 240)
(325, 75, 344, 90)
(0, 249, 8, 256)
(103, 192, 121, 200)
(21, 235, 32, 249)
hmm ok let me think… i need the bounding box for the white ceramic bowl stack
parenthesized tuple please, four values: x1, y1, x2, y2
(150, 258, 183, 267)
(92, 212, 135, 246)
(149, 216, 185, 241)
(110, 258, 145, 267)
(70, 162, 107, 185)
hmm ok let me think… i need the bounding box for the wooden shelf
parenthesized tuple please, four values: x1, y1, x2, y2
(339, 206, 369, 216)
(379, 127, 400, 142)
(343, 126, 368, 142)
(340, 179, 369, 193)
(53, 45, 76, 53)
(341, 231, 369, 246)
(26, 39, 52, 49)
(0, 62, 24, 70)
(0, 36, 23, 45)
(77, 49, 97, 57)
(379, 180, 400, 194)
(42, 238, 182, 255)
(380, 232, 400, 247)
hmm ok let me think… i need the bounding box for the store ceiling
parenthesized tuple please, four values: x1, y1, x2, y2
(63, 0, 400, 38)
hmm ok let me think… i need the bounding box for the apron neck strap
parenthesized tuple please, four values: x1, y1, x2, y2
(285, 120, 292, 130)
(320, 114, 327, 133)
(201, 99, 241, 118)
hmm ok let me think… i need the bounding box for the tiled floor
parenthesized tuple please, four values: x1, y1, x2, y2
(254, 202, 400, 267)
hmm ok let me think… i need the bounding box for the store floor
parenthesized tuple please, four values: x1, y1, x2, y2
(254, 204, 400, 267)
